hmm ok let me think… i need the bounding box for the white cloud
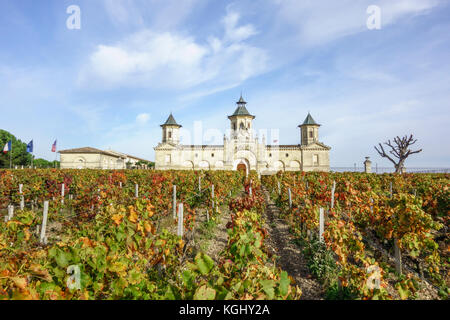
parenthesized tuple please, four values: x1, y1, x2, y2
(136, 113, 150, 124)
(223, 11, 258, 42)
(78, 11, 268, 91)
(81, 31, 208, 88)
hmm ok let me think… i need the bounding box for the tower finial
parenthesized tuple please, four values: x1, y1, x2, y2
(237, 92, 246, 104)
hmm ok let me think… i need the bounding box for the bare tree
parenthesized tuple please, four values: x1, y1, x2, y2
(374, 135, 422, 174)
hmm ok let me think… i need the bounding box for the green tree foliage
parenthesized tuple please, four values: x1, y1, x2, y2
(33, 158, 60, 168)
(0, 130, 32, 168)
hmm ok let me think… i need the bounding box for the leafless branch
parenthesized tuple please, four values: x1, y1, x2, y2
(374, 134, 422, 174)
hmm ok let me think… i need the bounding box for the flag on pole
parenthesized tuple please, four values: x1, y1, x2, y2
(27, 140, 33, 153)
(3, 140, 11, 154)
(51, 140, 57, 152)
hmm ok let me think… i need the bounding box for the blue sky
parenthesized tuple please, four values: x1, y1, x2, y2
(1, 0, 449, 167)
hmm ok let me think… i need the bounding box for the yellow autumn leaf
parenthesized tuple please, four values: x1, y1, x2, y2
(11, 277, 28, 290)
(136, 223, 144, 235)
(144, 221, 153, 234)
(29, 264, 52, 282)
(112, 214, 124, 226)
(24, 229, 31, 241)
(128, 207, 138, 223)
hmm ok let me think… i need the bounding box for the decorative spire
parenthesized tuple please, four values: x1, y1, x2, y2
(161, 113, 182, 127)
(228, 94, 255, 119)
(237, 93, 246, 104)
(299, 113, 319, 126)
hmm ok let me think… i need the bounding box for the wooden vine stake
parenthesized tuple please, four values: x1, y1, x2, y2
(394, 238, 402, 275)
(7, 205, 14, 221)
(211, 185, 215, 209)
(198, 177, 201, 193)
(389, 182, 393, 198)
(277, 181, 281, 195)
(19, 184, 24, 210)
(319, 208, 325, 243)
(177, 203, 184, 237)
(206, 209, 209, 222)
(40, 201, 49, 244)
(173, 185, 177, 219)
(61, 183, 65, 205)
(135, 184, 139, 198)
(288, 188, 292, 209)
(119, 182, 122, 189)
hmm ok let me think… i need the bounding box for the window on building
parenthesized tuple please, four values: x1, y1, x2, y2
(313, 154, 319, 166)
(286, 153, 289, 157)
(195, 153, 198, 158)
(269, 153, 272, 157)
(233, 123, 236, 130)
(211, 153, 214, 157)
(309, 131, 313, 138)
(168, 131, 172, 139)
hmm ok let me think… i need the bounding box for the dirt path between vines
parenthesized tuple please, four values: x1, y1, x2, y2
(262, 187, 325, 300)
(204, 206, 231, 263)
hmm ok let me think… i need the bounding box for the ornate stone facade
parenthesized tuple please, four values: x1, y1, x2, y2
(154, 96, 331, 174)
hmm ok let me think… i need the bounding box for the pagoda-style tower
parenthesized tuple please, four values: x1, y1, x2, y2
(161, 113, 182, 144)
(299, 113, 320, 146)
(228, 95, 255, 140)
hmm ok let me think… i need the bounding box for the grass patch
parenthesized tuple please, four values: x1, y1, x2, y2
(295, 237, 358, 300)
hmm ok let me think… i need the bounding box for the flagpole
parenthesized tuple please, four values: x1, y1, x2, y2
(9, 141, 12, 169)
(54, 140, 57, 168)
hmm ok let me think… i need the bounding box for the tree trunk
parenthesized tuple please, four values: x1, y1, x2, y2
(395, 160, 405, 174)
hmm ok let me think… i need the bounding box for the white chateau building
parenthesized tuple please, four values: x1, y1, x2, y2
(154, 96, 330, 174)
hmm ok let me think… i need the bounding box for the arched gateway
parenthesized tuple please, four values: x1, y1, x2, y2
(237, 163, 246, 174)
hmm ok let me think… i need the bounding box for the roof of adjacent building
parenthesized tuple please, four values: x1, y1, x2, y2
(161, 113, 182, 127)
(105, 149, 151, 162)
(59, 147, 122, 157)
(300, 113, 320, 126)
(59, 147, 151, 161)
